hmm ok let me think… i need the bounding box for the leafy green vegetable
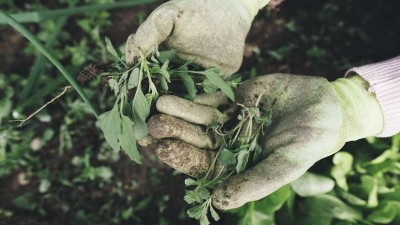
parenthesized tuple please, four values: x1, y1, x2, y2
(291, 172, 335, 197)
(331, 152, 353, 191)
(367, 201, 400, 224)
(230, 186, 291, 225)
(300, 195, 362, 222)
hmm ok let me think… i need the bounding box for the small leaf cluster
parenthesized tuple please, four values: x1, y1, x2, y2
(184, 178, 220, 225)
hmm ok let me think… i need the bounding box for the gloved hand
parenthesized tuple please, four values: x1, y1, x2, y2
(142, 74, 384, 210)
(125, 0, 271, 74)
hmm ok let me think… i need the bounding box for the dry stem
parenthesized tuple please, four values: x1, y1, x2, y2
(13, 86, 72, 127)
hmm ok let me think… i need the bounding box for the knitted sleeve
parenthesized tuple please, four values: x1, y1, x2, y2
(346, 56, 400, 137)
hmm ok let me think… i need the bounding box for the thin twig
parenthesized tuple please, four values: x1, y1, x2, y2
(14, 86, 72, 127)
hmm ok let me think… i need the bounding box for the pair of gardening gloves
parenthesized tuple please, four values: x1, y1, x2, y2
(125, 0, 384, 210)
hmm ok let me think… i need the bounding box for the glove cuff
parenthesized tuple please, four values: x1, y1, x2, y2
(239, 0, 272, 18)
(331, 75, 384, 142)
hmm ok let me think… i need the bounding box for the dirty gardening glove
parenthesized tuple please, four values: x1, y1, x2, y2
(145, 74, 384, 210)
(125, 0, 271, 74)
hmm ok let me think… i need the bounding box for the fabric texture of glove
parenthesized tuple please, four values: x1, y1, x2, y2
(142, 74, 384, 210)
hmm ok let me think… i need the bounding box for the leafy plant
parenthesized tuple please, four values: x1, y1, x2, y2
(86, 38, 270, 225)
(94, 37, 237, 164)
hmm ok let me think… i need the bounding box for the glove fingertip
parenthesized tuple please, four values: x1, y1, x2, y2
(137, 135, 157, 148)
(212, 182, 246, 210)
(125, 33, 137, 66)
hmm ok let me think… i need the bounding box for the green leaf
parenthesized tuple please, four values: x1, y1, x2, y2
(118, 115, 141, 164)
(133, 115, 148, 140)
(363, 158, 397, 175)
(202, 79, 219, 94)
(98, 106, 121, 152)
(255, 185, 292, 214)
(236, 202, 275, 225)
(236, 150, 250, 174)
(187, 205, 205, 219)
(178, 66, 196, 100)
(367, 201, 400, 224)
(253, 143, 263, 164)
(248, 138, 258, 152)
(333, 222, 357, 225)
(184, 190, 200, 204)
(365, 136, 391, 150)
(159, 74, 169, 92)
(210, 205, 220, 221)
(200, 215, 210, 225)
(12, 193, 36, 211)
(291, 172, 335, 197)
(132, 88, 150, 139)
(300, 194, 362, 221)
(296, 216, 332, 225)
(104, 36, 120, 59)
(381, 189, 400, 202)
(185, 178, 198, 186)
(118, 70, 129, 85)
(128, 68, 140, 89)
(331, 152, 353, 191)
(160, 60, 171, 82)
(229, 186, 291, 225)
(338, 189, 367, 206)
(202, 68, 235, 101)
(158, 49, 176, 63)
(217, 148, 237, 168)
(360, 175, 378, 207)
(108, 79, 119, 96)
(197, 186, 210, 200)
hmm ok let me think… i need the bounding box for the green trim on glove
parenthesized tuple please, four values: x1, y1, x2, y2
(331, 75, 384, 143)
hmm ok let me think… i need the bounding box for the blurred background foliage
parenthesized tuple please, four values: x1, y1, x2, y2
(0, 0, 400, 224)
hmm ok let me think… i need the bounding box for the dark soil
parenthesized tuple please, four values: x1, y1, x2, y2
(1, 0, 400, 224)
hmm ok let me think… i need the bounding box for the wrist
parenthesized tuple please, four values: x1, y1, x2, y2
(331, 75, 384, 141)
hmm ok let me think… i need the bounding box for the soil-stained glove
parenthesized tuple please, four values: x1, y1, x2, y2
(144, 74, 384, 210)
(125, 0, 271, 74)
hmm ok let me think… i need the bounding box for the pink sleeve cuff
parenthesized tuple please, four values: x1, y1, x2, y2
(345, 56, 400, 137)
